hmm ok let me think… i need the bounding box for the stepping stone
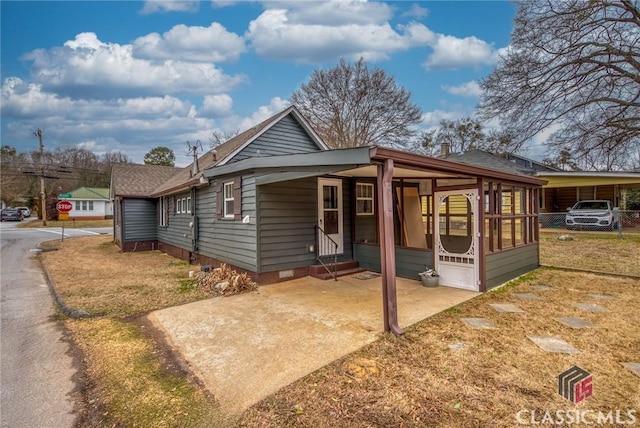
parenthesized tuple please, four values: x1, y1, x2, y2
(527, 336, 579, 354)
(461, 318, 497, 329)
(587, 293, 617, 300)
(621, 362, 640, 377)
(555, 317, 596, 329)
(512, 293, 542, 301)
(490, 303, 525, 313)
(575, 303, 610, 312)
(531, 285, 552, 291)
(448, 341, 466, 351)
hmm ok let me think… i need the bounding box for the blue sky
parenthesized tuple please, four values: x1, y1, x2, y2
(1, 0, 535, 167)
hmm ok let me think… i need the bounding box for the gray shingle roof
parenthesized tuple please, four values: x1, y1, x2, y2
(111, 163, 181, 197)
(444, 150, 536, 176)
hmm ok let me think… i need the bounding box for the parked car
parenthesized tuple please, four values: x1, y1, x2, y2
(16, 206, 31, 217)
(1, 208, 24, 221)
(565, 200, 618, 231)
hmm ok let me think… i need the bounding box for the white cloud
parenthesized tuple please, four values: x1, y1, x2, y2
(423, 35, 496, 70)
(442, 81, 482, 98)
(221, 97, 291, 131)
(419, 109, 464, 128)
(23, 32, 247, 99)
(140, 1, 200, 15)
(402, 3, 429, 19)
(270, 0, 393, 26)
(201, 94, 234, 116)
(246, 9, 434, 63)
(133, 22, 246, 62)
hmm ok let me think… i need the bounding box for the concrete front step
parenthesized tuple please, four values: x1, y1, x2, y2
(309, 260, 365, 280)
(311, 267, 367, 281)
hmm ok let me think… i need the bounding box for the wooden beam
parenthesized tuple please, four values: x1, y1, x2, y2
(377, 159, 404, 336)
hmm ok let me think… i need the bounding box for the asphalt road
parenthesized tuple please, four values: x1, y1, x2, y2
(0, 219, 111, 428)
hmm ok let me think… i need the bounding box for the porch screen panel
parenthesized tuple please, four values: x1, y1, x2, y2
(439, 194, 473, 254)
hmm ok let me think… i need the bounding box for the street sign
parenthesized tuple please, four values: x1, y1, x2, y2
(58, 213, 69, 221)
(56, 200, 73, 213)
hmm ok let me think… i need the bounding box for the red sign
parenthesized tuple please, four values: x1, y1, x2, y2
(56, 200, 73, 213)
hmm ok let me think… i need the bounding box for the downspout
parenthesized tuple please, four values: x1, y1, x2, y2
(377, 159, 404, 336)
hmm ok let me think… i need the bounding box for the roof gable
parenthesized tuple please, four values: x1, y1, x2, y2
(213, 105, 328, 167)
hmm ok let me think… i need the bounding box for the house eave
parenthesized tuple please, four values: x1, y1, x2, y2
(369, 147, 548, 186)
(204, 147, 372, 179)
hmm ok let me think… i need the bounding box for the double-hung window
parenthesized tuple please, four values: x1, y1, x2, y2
(223, 182, 234, 218)
(356, 183, 374, 215)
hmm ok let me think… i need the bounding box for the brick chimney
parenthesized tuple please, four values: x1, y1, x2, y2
(440, 142, 450, 157)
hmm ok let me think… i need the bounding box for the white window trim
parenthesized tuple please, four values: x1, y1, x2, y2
(223, 182, 234, 218)
(356, 182, 374, 216)
(186, 196, 191, 214)
(159, 196, 168, 226)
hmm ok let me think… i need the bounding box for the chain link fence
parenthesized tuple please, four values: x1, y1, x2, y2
(539, 210, 640, 234)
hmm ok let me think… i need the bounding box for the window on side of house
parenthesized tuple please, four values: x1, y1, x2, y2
(159, 196, 168, 226)
(186, 196, 191, 214)
(356, 183, 374, 216)
(223, 182, 234, 218)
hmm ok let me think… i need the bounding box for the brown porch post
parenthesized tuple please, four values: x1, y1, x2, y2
(376, 159, 404, 336)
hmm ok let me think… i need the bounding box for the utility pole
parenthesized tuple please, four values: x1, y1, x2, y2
(34, 128, 47, 226)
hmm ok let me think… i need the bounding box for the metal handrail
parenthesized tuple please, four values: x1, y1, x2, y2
(314, 225, 338, 281)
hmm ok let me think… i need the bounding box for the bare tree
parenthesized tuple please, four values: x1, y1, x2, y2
(477, 0, 640, 171)
(421, 118, 485, 155)
(291, 58, 422, 149)
(420, 117, 515, 156)
(209, 129, 240, 149)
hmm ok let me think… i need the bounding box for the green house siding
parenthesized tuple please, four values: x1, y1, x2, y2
(257, 177, 353, 273)
(353, 244, 433, 280)
(196, 175, 258, 272)
(122, 199, 157, 241)
(157, 192, 192, 250)
(230, 115, 322, 163)
(485, 245, 540, 289)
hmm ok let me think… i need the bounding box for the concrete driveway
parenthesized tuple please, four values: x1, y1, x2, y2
(148, 274, 477, 415)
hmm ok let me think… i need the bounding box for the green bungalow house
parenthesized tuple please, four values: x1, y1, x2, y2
(111, 106, 546, 333)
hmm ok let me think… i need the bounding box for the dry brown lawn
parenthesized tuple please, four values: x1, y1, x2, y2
(40, 235, 640, 427)
(540, 231, 640, 276)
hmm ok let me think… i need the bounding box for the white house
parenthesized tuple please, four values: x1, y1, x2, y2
(58, 187, 112, 220)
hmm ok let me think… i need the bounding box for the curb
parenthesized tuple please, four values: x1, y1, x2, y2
(37, 245, 90, 319)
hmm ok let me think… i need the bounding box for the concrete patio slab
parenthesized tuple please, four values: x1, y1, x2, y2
(461, 317, 498, 329)
(555, 316, 596, 329)
(575, 302, 610, 312)
(512, 292, 542, 301)
(621, 362, 640, 377)
(148, 276, 478, 415)
(490, 303, 525, 313)
(527, 336, 579, 353)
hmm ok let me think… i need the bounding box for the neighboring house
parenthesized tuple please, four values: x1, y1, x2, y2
(57, 187, 113, 220)
(443, 149, 640, 211)
(535, 172, 640, 212)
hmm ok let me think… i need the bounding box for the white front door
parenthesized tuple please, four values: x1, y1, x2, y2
(317, 178, 343, 256)
(434, 190, 479, 291)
